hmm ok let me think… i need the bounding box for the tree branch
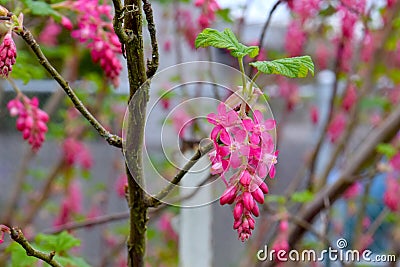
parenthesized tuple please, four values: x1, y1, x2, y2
(142, 0, 159, 78)
(111, 0, 132, 48)
(288, 101, 400, 247)
(146, 142, 214, 207)
(17, 28, 122, 148)
(10, 227, 63, 267)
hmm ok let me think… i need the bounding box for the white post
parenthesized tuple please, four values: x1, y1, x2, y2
(179, 153, 213, 267)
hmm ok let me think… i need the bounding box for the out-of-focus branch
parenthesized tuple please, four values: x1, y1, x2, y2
(146, 142, 214, 207)
(17, 28, 122, 148)
(255, 0, 281, 60)
(288, 100, 400, 247)
(10, 227, 62, 267)
(142, 0, 159, 78)
(44, 211, 129, 234)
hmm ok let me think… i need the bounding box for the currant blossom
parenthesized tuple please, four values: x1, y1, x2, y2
(63, 0, 122, 87)
(343, 181, 362, 199)
(53, 181, 83, 226)
(0, 33, 17, 78)
(383, 175, 400, 212)
(310, 105, 319, 125)
(289, 0, 321, 21)
(284, 20, 306, 57)
(194, 0, 220, 29)
(0, 225, 10, 244)
(208, 102, 277, 241)
(39, 19, 62, 46)
(62, 138, 93, 170)
(342, 84, 357, 111)
(315, 43, 330, 70)
(115, 174, 128, 198)
(327, 112, 346, 143)
(272, 220, 290, 263)
(361, 32, 374, 62)
(7, 96, 49, 151)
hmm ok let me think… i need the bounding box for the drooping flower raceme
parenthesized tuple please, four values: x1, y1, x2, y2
(0, 33, 17, 78)
(7, 96, 49, 151)
(207, 103, 277, 241)
(60, 0, 123, 87)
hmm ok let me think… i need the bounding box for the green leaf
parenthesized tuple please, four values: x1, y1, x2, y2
(195, 28, 259, 58)
(7, 243, 38, 267)
(376, 143, 397, 159)
(56, 255, 91, 267)
(35, 231, 81, 253)
(291, 190, 314, 203)
(216, 8, 233, 23)
(265, 194, 286, 204)
(21, 0, 60, 19)
(250, 56, 315, 78)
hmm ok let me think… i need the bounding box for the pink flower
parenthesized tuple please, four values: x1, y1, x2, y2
(272, 219, 289, 262)
(285, 20, 306, 57)
(277, 78, 299, 111)
(39, 19, 62, 46)
(383, 175, 400, 212)
(158, 213, 178, 242)
(310, 105, 319, 125)
(0, 33, 17, 78)
(315, 43, 330, 70)
(115, 174, 128, 198)
(289, 0, 321, 21)
(342, 84, 357, 111)
(208, 103, 277, 241)
(390, 153, 400, 171)
(171, 108, 192, 138)
(195, 0, 220, 29)
(343, 182, 362, 199)
(163, 39, 171, 52)
(339, 41, 353, 72)
(327, 112, 347, 143)
(65, 1, 122, 87)
(387, 0, 396, 7)
(62, 138, 93, 169)
(361, 32, 374, 62)
(7, 96, 49, 151)
(53, 181, 83, 226)
(0, 225, 10, 244)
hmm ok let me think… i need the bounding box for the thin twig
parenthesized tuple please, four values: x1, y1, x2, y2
(17, 28, 122, 148)
(142, 0, 159, 78)
(147, 142, 214, 207)
(10, 227, 63, 267)
(255, 0, 281, 61)
(43, 211, 129, 234)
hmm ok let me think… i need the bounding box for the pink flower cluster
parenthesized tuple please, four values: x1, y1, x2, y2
(7, 96, 49, 151)
(384, 175, 400, 212)
(175, 9, 198, 50)
(327, 84, 358, 143)
(288, 0, 321, 21)
(62, 137, 93, 169)
(115, 174, 128, 198)
(0, 33, 17, 78)
(284, 20, 306, 57)
(64, 0, 122, 87)
(272, 220, 289, 262)
(194, 0, 220, 29)
(207, 103, 277, 241)
(54, 181, 83, 226)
